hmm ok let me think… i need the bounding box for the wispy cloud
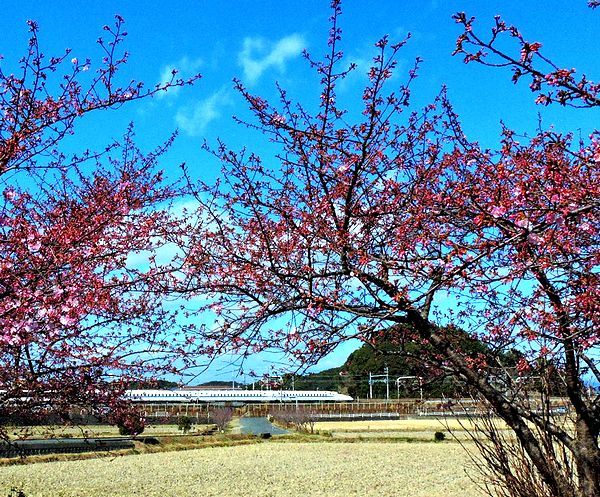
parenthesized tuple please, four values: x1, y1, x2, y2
(175, 87, 231, 136)
(238, 34, 305, 85)
(157, 56, 203, 99)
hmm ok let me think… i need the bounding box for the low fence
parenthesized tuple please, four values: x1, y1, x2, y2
(137, 403, 212, 424)
(241, 400, 420, 418)
(312, 412, 406, 421)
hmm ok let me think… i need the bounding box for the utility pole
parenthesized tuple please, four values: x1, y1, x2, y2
(294, 375, 298, 411)
(385, 366, 389, 400)
(369, 372, 373, 399)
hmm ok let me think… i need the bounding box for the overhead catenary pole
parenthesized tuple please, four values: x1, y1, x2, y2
(369, 370, 391, 400)
(395, 376, 423, 400)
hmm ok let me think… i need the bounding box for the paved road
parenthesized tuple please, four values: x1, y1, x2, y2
(239, 417, 288, 435)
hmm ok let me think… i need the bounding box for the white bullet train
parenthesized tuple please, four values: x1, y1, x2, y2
(124, 389, 353, 403)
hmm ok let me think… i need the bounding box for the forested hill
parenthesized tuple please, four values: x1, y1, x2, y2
(288, 327, 525, 399)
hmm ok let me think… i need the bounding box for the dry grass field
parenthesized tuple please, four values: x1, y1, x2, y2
(0, 441, 482, 497)
(314, 417, 511, 441)
(314, 418, 484, 432)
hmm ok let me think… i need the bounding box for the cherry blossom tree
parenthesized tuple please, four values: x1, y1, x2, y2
(181, 2, 598, 496)
(210, 407, 233, 432)
(1, 17, 198, 432)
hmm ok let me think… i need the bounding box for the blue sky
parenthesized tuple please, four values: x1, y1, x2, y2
(2, 1, 599, 382)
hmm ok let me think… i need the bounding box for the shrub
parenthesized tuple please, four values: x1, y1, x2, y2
(116, 415, 145, 436)
(434, 431, 446, 442)
(177, 416, 193, 434)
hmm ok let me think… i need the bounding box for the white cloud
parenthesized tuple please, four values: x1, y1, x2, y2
(157, 56, 203, 99)
(239, 34, 305, 85)
(126, 241, 182, 269)
(175, 87, 232, 136)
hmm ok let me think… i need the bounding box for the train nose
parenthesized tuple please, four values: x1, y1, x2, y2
(340, 394, 353, 401)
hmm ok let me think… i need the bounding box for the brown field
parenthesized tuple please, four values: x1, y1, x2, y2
(0, 441, 482, 497)
(6, 423, 211, 439)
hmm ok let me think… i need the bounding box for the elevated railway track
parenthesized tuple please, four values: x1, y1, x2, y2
(138, 397, 570, 423)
